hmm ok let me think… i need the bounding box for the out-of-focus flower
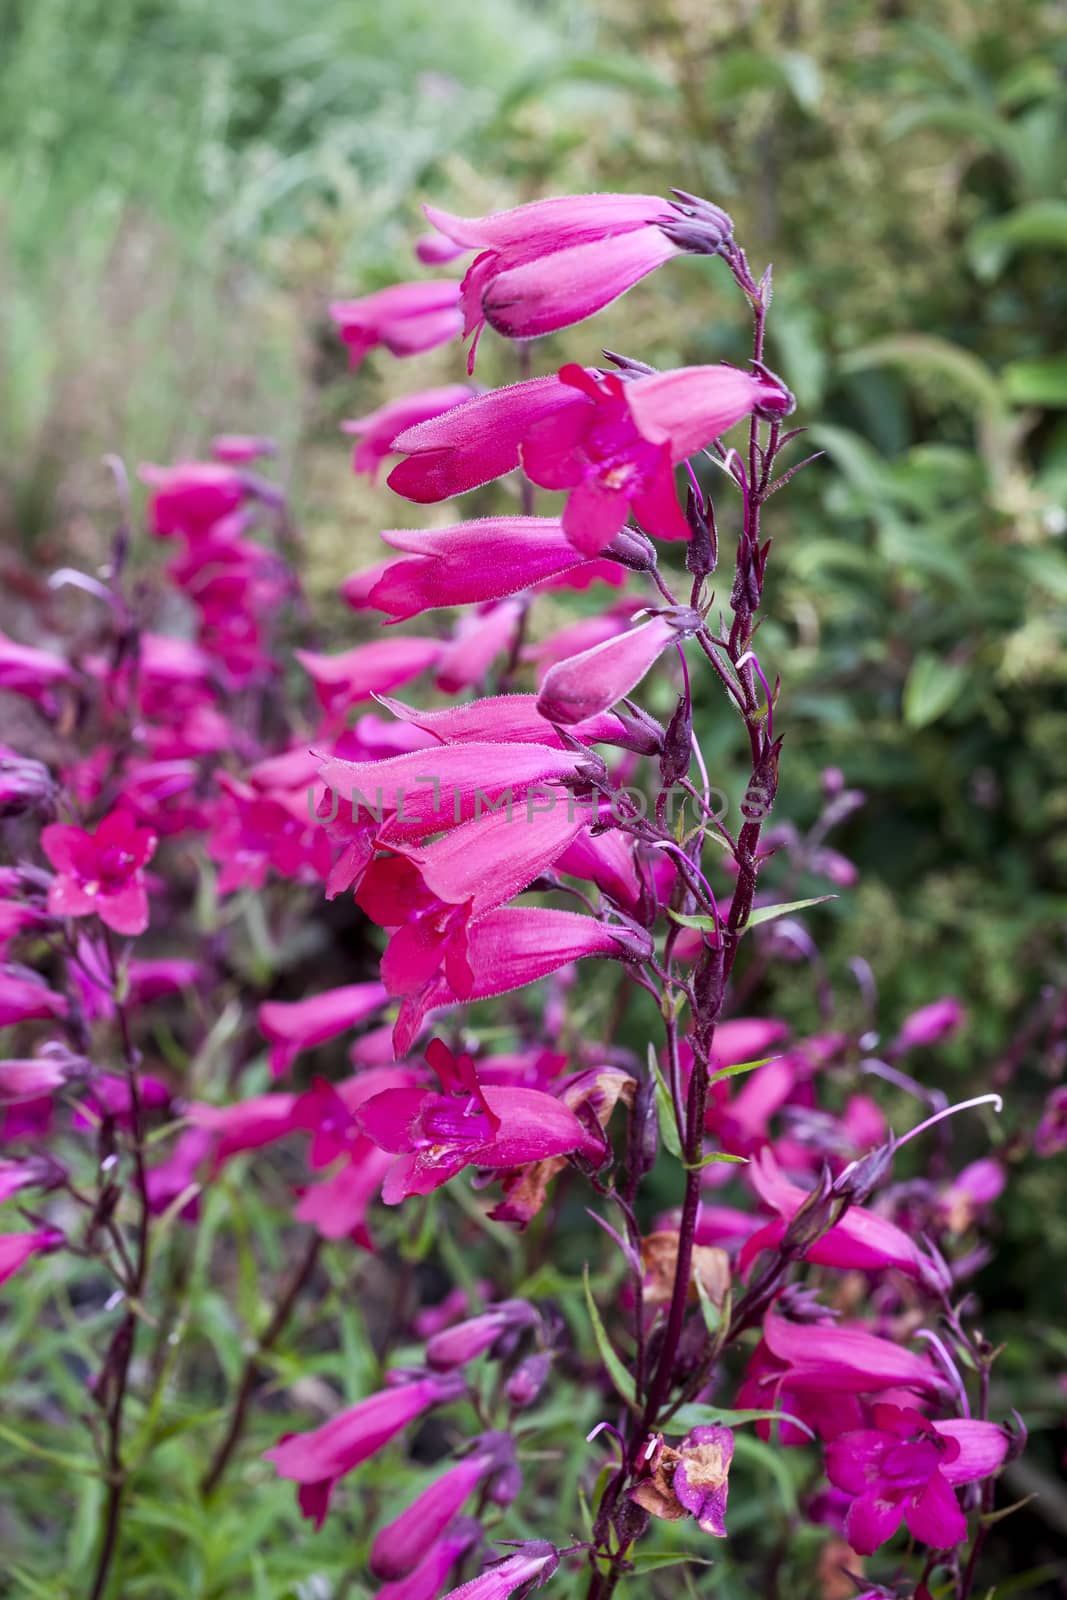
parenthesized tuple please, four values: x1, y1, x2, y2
(892, 998, 964, 1053)
(0, 1228, 64, 1287)
(330, 281, 463, 369)
(0, 1049, 85, 1102)
(1034, 1085, 1067, 1158)
(211, 434, 277, 463)
(257, 983, 388, 1078)
(296, 639, 444, 720)
(140, 461, 274, 537)
(371, 1438, 515, 1579)
(0, 968, 69, 1027)
(425, 1301, 538, 1372)
(264, 1371, 465, 1527)
(0, 748, 56, 817)
(936, 1158, 1005, 1233)
(0, 631, 75, 709)
(344, 385, 473, 480)
(433, 1542, 560, 1600)
(0, 1156, 63, 1204)
(41, 809, 157, 936)
(374, 1518, 482, 1600)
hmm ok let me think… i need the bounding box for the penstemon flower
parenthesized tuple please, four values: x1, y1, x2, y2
(0, 180, 1025, 1600)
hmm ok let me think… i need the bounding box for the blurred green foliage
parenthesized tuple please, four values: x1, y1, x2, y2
(1, 0, 1066, 1593)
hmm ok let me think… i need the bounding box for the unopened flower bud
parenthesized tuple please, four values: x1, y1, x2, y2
(602, 704, 664, 756)
(613, 1497, 651, 1547)
(623, 1072, 659, 1190)
(832, 1138, 896, 1208)
(781, 1165, 836, 1257)
(661, 191, 734, 256)
(660, 693, 693, 788)
(0, 750, 56, 818)
(685, 487, 716, 578)
(506, 1351, 552, 1409)
(892, 997, 964, 1053)
(425, 1301, 537, 1371)
(605, 527, 658, 571)
(601, 350, 658, 378)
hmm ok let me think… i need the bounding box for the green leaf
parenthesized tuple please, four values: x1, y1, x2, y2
(694, 1274, 729, 1341)
(671, 1404, 815, 1440)
(649, 1045, 683, 1162)
(626, 1552, 716, 1576)
(582, 1264, 636, 1408)
(709, 1055, 777, 1083)
(968, 199, 1067, 280)
(903, 652, 969, 729)
(732, 1429, 802, 1512)
(744, 895, 836, 929)
(667, 909, 718, 932)
(1002, 357, 1067, 408)
(693, 1150, 749, 1170)
(839, 334, 1007, 424)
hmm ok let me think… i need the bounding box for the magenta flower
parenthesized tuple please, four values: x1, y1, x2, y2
(297, 639, 444, 719)
(0, 1228, 64, 1287)
(0, 630, 75, 709)
(739, 1147, 932, 1280)
(436, 601, 524, 694)
(936, 1158, 1005, 1233)
(0, 1156, 60, 1204)
(340, 558, 396, 611)
(0, 969, 68, 1027)
(357, 1037, 602, 1202)
(317, 739, 588, 896)
(187, 1091, 302, 1166)
(433, 1542, 560, 1600)
(140, 461, 257, 537)
(329, 281, 463, 370)
(343, 385, 472, 480)
(371, 1444, 510, 1578)
(373, 780, 589, 954)
(388, 374, 588, 503)
(424, 192, 681, 363)
(41, 809, 158, 936)
(736, 1309, 944, 1444)
(386, 906, 651, 1056)
(522, 363, 793, 553)
(257, 981, 388, 1078)
(425, 1302, 538, 1371)
(211, 433, 277, 463)
(825, 1403, 1009, 1554)
(376, 693, 623, 749)
(264, 1371, 465, 1527)
(370, 518, 609, 620)
(0, 1052, 85, 1108)
(892, 997, 964, 1052)
(536, 610, 696, 723)
(374, 1519, 481, 1600)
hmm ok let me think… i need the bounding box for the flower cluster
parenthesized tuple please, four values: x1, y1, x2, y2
(0, 189, 1031, 1600)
